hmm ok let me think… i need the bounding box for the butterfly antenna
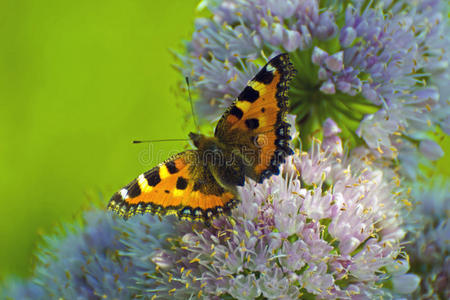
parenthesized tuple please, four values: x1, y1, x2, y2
(133, 139, 189, 144)
(185, 77, 200, 132)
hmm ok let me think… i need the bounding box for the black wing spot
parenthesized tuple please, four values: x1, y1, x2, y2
(165, 161, 178, 174)
(164, 190, 170, 194)
(229, 106, 244, 120)
(145, 170, 161, 187)
(261, 107, 266, 113)
(245, 118, 260, 129)
(176, 176, 188, 190)
(127, 180, 141, 198)
(254, 67, 274, 84)
(238, 86, 259, 103)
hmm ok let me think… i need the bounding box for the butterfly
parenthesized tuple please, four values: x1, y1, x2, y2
(108, 53, 296, 223)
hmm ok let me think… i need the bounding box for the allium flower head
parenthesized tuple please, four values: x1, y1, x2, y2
(31, 210, 139, 299)
(122, 141, 412, 298)
(0, 210, 174, 300)
(1, 278, 45, 300)
(406, 177, 450, 299)
(180, 0, 449, 166)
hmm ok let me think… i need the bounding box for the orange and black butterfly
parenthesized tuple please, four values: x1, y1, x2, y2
(108, 53, 296, 223)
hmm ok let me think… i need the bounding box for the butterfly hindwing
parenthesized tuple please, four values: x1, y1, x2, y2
(108, 151, 238, 222)
(215, 54, 295, 183)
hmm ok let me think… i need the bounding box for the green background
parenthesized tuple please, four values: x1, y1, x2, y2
(0, 0, 198, 277)
(0, 0, 448, 279)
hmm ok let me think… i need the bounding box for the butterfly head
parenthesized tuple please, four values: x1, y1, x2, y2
(189, 132, 220, 152)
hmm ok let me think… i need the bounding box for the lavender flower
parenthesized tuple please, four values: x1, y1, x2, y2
(0, 210, 174, 300)
(323, 117, 343, 155)
(121, 140, 413, 298)
(32, 210, 140, 299)
(180, 0, 449, 170)
(405, 178, 450, 299)
(419, 139, 445, 161)
(1, 278, 45, 300)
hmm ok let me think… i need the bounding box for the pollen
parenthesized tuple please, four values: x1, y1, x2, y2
(260, 18, 268, 28)
(402, 199, 412, 207)
(189, 258, 200, 264)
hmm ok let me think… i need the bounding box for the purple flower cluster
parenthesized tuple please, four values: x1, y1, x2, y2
(180, 0, 449, 173)
(405, 178, 450, 298)
(122, 138, 411, 298)
(1, 211, 173, 299)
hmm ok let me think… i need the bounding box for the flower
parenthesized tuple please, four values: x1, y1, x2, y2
(405, 177, 450, 299)
(1, 278, 45, 300)
(121, 140, 411, 298)
(32, 210, 140, 299)
(0, 210, 174, 300)
(323, 117, 343, 155)
(419, 139, 444, 161)
(180, 0, 449, 172)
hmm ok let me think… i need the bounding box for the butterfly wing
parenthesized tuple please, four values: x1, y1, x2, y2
(108, 150, 238, 222)
(214, 53, 296, 183)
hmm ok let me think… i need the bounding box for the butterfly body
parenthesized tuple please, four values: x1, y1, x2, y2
(108, 53, 296, 223)
(189, 132, 246, 192)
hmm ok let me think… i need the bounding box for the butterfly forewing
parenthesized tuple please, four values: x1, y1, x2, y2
(214, 53, 296, 183)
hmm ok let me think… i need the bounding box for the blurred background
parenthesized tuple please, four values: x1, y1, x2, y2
(0, 0, 448, 281)
(0, 0, 198, 278)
